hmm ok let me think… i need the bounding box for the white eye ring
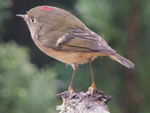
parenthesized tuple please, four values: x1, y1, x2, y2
(30, 18, 37, 24)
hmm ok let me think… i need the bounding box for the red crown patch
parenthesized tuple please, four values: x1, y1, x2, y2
(40, 7, 52, 11)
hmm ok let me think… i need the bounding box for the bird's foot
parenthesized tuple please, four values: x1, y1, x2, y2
(68, 86, 75, 94)
(88, 82, 96, 95)
(88, 87, 96, 95)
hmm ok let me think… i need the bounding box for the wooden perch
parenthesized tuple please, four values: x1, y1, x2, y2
(57, 89, 111, 113)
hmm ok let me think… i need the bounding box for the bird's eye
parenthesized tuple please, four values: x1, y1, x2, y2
(30, 18, 37, 24)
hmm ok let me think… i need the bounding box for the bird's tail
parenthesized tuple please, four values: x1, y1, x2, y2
(109, 54, 134, 69)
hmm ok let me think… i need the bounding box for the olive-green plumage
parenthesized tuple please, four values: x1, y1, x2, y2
(17, 5, 135, 94)
(17, 6, 134, 94)
(17, 6, 134, 68)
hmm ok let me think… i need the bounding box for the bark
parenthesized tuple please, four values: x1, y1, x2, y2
(56, 89, 111, 113)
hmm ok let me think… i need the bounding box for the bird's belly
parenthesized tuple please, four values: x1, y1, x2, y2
(42, 47, 99, 64)
(33, 38, 99, 64)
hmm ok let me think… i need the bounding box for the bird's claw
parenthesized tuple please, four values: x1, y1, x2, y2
(88, 86, 96, 96)
(68, 87, 75, 94)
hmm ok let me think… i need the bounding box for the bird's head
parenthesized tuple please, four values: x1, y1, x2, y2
(16, 6, 69, 38)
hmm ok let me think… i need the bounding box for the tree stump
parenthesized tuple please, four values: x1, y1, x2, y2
(57, 89, 111, 113)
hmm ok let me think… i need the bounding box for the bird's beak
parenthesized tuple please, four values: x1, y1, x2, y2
(16, 14, 27, 20)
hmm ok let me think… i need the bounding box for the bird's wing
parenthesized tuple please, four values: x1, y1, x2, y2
(53, 29, 116, 55)
(37, 26, 116, 55)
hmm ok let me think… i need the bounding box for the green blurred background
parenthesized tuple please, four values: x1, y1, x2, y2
(0, 0, 149, 113)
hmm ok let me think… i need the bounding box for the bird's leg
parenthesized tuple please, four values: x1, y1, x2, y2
(88, 59, 96, 95)
(68, 64, 78, 94)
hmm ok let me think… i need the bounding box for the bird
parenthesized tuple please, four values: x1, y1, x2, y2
(16, 6, 134, 94)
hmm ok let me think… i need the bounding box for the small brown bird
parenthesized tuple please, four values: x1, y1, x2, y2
(17, 6, 134, 94)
